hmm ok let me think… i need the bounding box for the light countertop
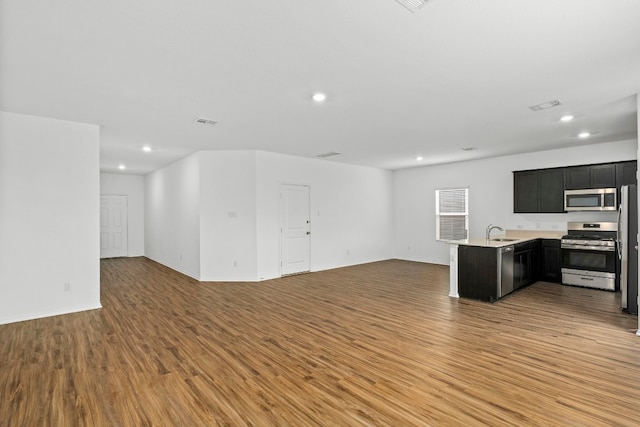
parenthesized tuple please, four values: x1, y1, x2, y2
(451, 230, 565, 248)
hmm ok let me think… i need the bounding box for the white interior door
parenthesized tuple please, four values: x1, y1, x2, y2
(280, 184, 310, 275)
(100, 195, 128, 258)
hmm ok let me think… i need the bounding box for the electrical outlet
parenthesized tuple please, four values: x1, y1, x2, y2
(64, 282, 71, 292)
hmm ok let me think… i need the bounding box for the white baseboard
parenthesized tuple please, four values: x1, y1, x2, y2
(0, 303, 102, 325)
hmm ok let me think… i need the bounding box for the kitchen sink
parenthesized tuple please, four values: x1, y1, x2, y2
(490, 238, 518, 242)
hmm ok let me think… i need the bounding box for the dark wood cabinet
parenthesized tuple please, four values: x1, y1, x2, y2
(515, 161, 635, 213)
(537, 169, 565, 212)
(513, 168, 564, 213)
(513, 249, 530, 289)
(513, 171, 538, 213)
(616, 161, 637, 187)
(564, 166, 590, 190)
(458, 245, 498, 302)
(590, 164, 617, 188)
(514, 241, 540, 289)
(540, 239, 561, 283)
(459, 239, 560, 302)
(564, 163, 616, 190)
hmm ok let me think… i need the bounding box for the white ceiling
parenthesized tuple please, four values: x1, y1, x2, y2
(1, 0, 639, 174)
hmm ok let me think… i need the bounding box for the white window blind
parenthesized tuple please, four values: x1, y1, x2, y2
(436, 188, 469, 241)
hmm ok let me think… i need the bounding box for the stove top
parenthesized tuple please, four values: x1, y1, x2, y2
(561, 234, 615, 241)
(562, 222, 617, 251)
(564, 221, 617, 241)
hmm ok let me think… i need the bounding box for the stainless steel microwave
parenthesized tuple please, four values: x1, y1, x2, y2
(564, 188, 617, 211)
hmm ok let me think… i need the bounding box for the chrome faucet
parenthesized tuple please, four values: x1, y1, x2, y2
(486, 224, 504, 240)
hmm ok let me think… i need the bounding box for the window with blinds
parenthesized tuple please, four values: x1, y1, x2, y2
(435, 188, 469, 241)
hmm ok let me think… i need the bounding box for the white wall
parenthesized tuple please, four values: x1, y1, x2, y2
(0, 111, 101, 324)
(145, 149, 394, 281)
(100, 173, 145, 256)
(256, 151, 394, 280)
(199, 151, 258, 281)
(144, 154, 201, 279)
(393, 139, 638, 265)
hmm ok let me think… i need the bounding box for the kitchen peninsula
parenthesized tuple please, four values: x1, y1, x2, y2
(449, 230, 565, 301)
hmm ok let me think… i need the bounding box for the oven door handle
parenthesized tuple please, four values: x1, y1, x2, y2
(561, 245, 615, 251)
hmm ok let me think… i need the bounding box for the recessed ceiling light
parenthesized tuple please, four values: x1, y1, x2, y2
(142, 145, 152, 152)
(578, 132, 590, 138)
(312, 92, 327, 103)
(118, 164, 126, 170)
(416, 156, 423, 161)
(560, 115, 574, 122)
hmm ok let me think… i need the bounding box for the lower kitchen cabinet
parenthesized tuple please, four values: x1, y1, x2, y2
(458, 239, 561, 303)
(514, 241, 540, 290)
(540, 239, 561, 282)
(458, 245, 498, 302)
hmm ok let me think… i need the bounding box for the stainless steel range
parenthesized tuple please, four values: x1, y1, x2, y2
(561, 222, 617, 291)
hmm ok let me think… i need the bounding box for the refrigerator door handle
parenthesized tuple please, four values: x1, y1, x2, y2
(617, 205, 623, 260)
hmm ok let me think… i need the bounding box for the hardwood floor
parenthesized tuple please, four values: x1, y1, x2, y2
(1, 258, 640, 426)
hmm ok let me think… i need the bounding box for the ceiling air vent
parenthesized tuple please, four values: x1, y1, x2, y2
(528, 100, 561, 112)
(194, 117, 218, 126)
(316, 151, 342, 158)
(394, 0, 431, 13)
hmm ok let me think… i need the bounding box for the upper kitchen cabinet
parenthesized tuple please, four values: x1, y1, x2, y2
(513, 170, 538, 213)
(563, 166, 590, 189)
(616, 161, 637, 187)
(513, 168, 564, 213)
(537, 169, 565, 212)
(514, 161, 635, 213)
(564, 163, 616, 190)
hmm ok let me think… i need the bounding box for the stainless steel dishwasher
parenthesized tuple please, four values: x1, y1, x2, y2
(497, 245, 514, 297)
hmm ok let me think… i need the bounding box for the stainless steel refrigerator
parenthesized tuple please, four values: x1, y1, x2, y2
(618, 184, 638, 315)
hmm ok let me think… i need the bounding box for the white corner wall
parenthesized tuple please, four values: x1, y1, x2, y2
(144, 154, 200, 279)
(393, 139, 638, 266)
(256, 151, 394, 280)
(199, 151, 258, 281)
(0, 111, 101, 325)
(100, 173, 145, 256)
(145, 150, 394, 282)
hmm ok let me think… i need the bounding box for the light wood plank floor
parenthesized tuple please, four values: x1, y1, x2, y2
(1, 258, 640, 426)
